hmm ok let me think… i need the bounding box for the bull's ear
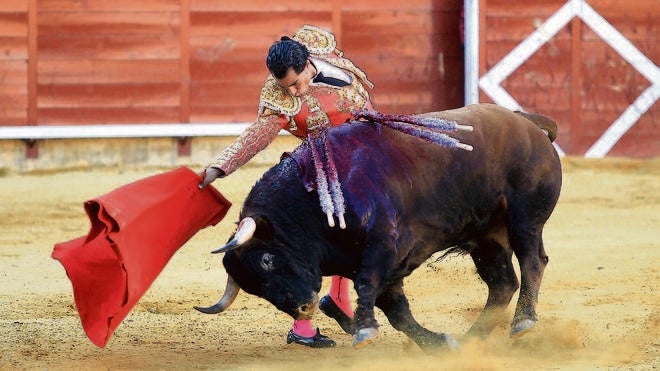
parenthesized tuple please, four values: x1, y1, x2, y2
(252, 215, 275, 241)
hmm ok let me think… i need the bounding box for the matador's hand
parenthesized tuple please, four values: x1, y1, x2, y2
(198, 167, 224, 189)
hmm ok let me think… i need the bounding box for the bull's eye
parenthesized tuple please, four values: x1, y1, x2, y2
(260, 253, 275, 271)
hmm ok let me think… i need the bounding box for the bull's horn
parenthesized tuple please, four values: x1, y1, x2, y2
(211, 217, 256, 254)
(193, 275, 240, 314)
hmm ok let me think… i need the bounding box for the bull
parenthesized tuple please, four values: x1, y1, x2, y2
(196, 103, 562, 351)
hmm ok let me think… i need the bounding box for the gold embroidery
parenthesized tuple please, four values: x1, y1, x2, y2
(321, 56, 374, 90)
(287, 115, 298, 132)
(294, 25, 374, 89)
(210, 112, 282, 175)
(257, 25, 373, 130)
(337, 78, 370, 112)
(258, 76, 301, 117)
(293, 25, 338, 56)
(301, 94, 330, 134)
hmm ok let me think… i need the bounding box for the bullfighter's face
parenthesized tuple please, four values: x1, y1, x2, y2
(221, 237, 323, 320)
(275, 59, 315, 97)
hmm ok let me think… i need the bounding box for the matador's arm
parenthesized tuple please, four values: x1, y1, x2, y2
(209, 109, 287, 176)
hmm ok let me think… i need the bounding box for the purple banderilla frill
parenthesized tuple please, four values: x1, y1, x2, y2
(352, 109, 474, 151)
(308, 110, 474, 228)
(308, 130, 346, 229)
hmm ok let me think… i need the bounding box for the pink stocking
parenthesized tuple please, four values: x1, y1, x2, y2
(292, 319, 316, 337)
(328, 276, 353, 317)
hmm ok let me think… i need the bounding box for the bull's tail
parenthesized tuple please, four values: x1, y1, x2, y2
(514, 111, 558, 142)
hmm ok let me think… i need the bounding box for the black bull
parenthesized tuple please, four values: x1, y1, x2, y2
(196, 103, 562, 351)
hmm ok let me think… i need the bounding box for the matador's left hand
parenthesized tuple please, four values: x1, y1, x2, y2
(198, 167, 224, 189)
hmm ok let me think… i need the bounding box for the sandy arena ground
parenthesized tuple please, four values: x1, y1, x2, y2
(1, 156, 658, 370)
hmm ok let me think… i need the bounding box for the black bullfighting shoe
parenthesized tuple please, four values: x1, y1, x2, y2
(286, 328, 336, 348)
(319, 295, 354, 335)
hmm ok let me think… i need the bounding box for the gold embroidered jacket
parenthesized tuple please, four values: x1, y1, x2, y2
(210, 24, 374, 176)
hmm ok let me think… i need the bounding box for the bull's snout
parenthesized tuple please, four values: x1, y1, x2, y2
(294, 293, 319, 320)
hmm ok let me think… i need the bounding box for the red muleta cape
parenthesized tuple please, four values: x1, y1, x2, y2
(51, 167, 231, 348)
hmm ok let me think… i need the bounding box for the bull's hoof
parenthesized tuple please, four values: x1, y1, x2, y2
(510, 318, 536, 338)
(418, 333, 460, 353)
(352, 327, 379, 348)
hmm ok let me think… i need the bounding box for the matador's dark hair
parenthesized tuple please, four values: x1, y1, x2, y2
(266, 36, 310, 79)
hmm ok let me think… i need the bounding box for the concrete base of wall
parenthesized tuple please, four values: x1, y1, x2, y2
(0, 136, 301, 173)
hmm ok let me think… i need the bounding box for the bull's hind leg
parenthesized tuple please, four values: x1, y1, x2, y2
(508, 225, 549, 338)
(467, 238, 520, 337)
(376, 280, 459, 352)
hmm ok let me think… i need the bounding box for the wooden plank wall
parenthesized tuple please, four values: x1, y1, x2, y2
(189, 1, 336, 122)
(0, 1, 28, 125)
(37, 0, 183, 125)
(190, 0, 464, 121)
(480, 0, 658, 158)
(343, 1, 465, 114)
(0, 0, 464, 126)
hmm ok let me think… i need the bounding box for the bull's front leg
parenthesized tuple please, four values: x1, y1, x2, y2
(351, 271, 381, 348)
(350, 230, 399, 348)
(376, 281, 459, 352)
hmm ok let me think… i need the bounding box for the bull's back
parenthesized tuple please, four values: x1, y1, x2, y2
(420, 104, 561, 193)
(336, 103, 560, 191)
(422, 103, 558, 165)
(331, 103, 561, 239)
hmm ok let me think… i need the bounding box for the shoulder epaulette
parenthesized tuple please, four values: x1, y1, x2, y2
(257, 75, 302, 117)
